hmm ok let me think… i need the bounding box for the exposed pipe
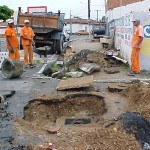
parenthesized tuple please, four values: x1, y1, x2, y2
(112, 56, 128, 64)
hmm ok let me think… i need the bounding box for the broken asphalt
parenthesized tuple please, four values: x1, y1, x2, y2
(1, 39, 150, 149)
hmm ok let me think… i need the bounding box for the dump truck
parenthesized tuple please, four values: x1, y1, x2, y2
(17, 9, 65, 54)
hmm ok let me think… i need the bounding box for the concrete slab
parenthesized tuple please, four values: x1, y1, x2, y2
(56, 75, 93, 90)
(79, 63, 101, 74)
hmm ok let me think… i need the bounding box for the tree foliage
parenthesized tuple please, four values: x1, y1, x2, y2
(0, 5, 14, 21)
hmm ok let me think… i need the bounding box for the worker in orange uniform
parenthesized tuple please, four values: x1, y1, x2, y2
(5, 19, 20, 60)
(128, 19, 144, 76)
(20, 20, 35, 68)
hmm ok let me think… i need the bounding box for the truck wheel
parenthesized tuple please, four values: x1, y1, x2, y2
(51, 40, 63, 54)
(56, 40, 63, 54)
(51, 40, 57, 54)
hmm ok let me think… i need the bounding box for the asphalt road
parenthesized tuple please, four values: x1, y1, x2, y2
(70, 34, 91, 40)
(0, 34, 94, 149)
(0, 62, 61, 149)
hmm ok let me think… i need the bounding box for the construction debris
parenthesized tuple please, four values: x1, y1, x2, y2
(56, 75, 93, 90)
(79, 63, 101, 74)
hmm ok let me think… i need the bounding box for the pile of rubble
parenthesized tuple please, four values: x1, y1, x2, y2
(41, 48, 125, 80)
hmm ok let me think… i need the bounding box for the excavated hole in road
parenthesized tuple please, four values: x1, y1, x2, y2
(23, 93, 106, 128)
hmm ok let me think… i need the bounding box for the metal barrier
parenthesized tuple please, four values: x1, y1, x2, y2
(0, 37, 7, 52)
(0, 52, 9, 69)
(0, 37, 8, 69)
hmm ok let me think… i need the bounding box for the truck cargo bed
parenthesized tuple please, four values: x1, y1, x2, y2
(18, 13, 65, 32)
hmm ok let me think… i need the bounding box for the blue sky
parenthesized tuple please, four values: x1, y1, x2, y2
(0, 0, 105, 20)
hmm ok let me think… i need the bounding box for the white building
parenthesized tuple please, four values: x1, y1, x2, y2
(65, 18, 106, 34)
(105, 0, 150, 71)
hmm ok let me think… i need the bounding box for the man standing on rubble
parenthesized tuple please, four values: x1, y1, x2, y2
(128, 19, 144, 76)
(5, 19, 20, 60)
(20, 19, 35, 68)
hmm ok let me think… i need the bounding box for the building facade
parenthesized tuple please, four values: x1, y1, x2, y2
(65, 18, 106, 34)
(106, 0, 150, 22)
(105, 0, 150, 70)
(106, 0, 145, 11)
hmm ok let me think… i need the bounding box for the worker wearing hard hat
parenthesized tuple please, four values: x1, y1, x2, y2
(128, 19, 144, 76)
(20, 19, 35, 68)
(5, 19, 20, 60)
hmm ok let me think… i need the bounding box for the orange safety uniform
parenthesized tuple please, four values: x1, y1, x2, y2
(5, 27, 20, 60)
(20, 26, 35, 65)
(131, 25, 144, 73)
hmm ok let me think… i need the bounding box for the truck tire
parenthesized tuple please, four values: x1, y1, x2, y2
(51, 40, 57, 54)
(51, 40, 63, 54)
(56, 40, 63, 54)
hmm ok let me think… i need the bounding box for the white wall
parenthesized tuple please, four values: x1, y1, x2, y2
(65, 23, 93, 33)
(106, 0, 150, 22)
(106, 0, 150, 70)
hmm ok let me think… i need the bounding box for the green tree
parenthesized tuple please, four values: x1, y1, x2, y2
(0, 5, 14, 21)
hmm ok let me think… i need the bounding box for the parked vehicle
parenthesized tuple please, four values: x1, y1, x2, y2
(17, 10, 65, 54)
(74, 30, 89, 35)
(92, 26, 106, 38)
(63, 28, 70, 42)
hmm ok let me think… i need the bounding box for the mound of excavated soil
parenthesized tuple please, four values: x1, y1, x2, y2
(15, 93, 142, 150)
(67, 49, 120, 69)
(33, 127, 140, 150)
(86, 52, 112, 67)
(122, 82, 150, 120)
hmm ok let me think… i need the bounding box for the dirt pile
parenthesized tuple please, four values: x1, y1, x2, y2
(33, 127, 140, 150)
(86, 52, 112, 67)
(67, 49, 120, 70)
(14, 93, 143, 150)
(122, 82, 150, 119)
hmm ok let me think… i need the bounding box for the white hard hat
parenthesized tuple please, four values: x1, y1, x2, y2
(24, 20, 30, 23)
(7, 19, 14, 24)
(131, 18, 140, 22)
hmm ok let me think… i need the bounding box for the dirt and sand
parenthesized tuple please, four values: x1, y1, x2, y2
(2, 39, 150, 149)
(66, 49, 122, 71)
(13, 81, 150, 150)
(122, 81, 150, 120)
(14, 92, 140, 150)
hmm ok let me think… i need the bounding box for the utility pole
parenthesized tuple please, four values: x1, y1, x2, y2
(119, 0, 122, 17)
(88, 0, 91, 37)
(94, 10, 101, 21)
(70, 10, 72, 35)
